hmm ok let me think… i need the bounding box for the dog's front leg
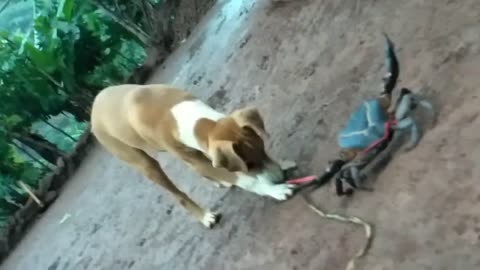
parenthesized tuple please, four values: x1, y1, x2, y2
(227, 157, 295, 200)
(170, 147, 294, 201)
(132, 153, 220, 228)
(97, 141, 218, 228)
(170, 147, 238, 186)
(234, 172, 295, 200)
(234, 157, 295, 200)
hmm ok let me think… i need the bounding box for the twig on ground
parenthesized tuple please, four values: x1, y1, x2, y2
(303, 195, 373, 270)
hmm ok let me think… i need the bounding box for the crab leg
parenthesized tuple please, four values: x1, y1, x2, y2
(395, 91, 413, 120)
(394, 117, 419, 150)
(349, 166, 364, 187)
(412, 93, 436, 124)
(381, 33, 399, 96)
(418, 98, 434, 111)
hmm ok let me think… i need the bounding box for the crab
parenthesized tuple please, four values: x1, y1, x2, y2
(326, 34, 435, 196)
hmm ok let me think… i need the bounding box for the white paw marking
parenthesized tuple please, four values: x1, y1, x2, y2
(220, 181, 233, 188)
(235, 165, 294, 200)
(265, 184, 295, 201)
(214, 181, 232, 188)
(201, 211, 219, 228)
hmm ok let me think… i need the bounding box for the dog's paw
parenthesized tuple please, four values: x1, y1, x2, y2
(201, 211, 221, 228)
(219, 181, 233, 188)
(213, 181, 232, 189)
(266, 184, 295, 201)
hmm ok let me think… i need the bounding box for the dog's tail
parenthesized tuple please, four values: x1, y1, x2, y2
(381, 33, 399, 96)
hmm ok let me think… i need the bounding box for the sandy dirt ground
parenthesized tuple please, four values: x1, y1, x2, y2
(2, 0, 480, 269)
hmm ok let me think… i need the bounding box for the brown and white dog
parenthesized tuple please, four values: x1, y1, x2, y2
(91, 84, 295, 228)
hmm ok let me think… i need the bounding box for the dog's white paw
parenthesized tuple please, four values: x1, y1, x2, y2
(266, 184, 295, 201)
(213, 181, 232, 188)
(219, 181, 233, 188)
(201, 211, 221, 228)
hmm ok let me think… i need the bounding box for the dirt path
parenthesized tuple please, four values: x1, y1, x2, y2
(2, 0, 480, 269)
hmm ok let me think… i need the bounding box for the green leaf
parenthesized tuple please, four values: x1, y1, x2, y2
(4, 115, 23, 126)
(58, 0, 75, 21)
(23, 43, 58, 73)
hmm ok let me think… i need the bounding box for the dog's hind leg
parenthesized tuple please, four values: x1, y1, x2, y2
(94, 132, 219, 228)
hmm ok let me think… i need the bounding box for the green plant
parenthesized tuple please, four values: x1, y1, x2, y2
(0, 0, 156, 228)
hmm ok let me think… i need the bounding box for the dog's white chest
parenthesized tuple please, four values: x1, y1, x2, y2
(170, 100, 225, 151)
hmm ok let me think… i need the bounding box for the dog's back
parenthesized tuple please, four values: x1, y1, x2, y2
(91, 84, 194, 152)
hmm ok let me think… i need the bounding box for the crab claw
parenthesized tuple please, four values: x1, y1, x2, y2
(382, 33, 399, 96)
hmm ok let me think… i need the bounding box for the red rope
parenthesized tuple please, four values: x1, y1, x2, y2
(286, 175, 317, 185)
(359, 119, 397, 155)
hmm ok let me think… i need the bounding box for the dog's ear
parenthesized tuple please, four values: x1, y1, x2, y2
(231, 107, 269, 139)
(209, 140, 248, 173)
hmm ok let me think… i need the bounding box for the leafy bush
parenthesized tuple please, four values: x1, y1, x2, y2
(0, 0, 156, 227)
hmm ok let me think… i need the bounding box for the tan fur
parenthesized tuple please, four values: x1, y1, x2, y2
(91, 84, 280, 227)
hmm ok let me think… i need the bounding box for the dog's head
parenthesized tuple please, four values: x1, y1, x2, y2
(207, 107, 270, 173)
